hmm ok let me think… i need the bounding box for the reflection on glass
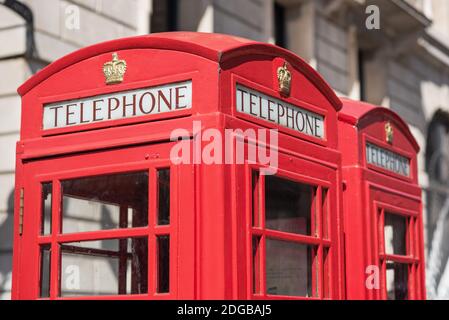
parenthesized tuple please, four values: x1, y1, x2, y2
(60, 238, 148, 297)
(157, 236, 170, 293)
(265, 175, 314, 235)
(323, 247, 330, 298)
(252, 236, 261, 294)
(61, 172, 148, 233)
(252, 171, 260, 227)
(386, 262, 408, 300)
(266, 239, 313, 297)
(322, 188, 329, 239)
(384, 213, 407, 255)
(41, 183, 52, 235)
(40, 245, 51, 298)
(158, 169, 170, 225)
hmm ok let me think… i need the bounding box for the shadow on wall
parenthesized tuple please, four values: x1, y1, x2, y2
(0, 191, 14, 299)
(425, 111, 449, 299)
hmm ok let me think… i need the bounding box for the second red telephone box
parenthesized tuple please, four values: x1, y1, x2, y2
(338, 99, 425, 300)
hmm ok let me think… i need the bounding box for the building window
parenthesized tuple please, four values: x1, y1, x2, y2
(251, 171, 331, 298)
(151, 0, 178, 33)
(358, 49, 366, 101)
(274, 2, 287, 48)
(39, 168, 172, 298)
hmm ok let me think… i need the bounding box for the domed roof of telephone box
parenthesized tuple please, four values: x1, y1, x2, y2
(18, 32, 342, 110)
(338, 97, 420, 152)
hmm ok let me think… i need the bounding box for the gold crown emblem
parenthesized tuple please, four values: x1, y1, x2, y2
(103, 53, 127, 85)
(385, 121, 394, 144)
(277, 62, 292, 96)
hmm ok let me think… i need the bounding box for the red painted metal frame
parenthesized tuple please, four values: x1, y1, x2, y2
(246, 161, 335, 300)
(375, 202, 421, 300)
(14, 142, 195, 300)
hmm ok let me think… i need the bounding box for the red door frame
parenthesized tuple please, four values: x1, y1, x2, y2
(230, 144, 344, 300)
(367, 183, 424, 300)
(13, 141, 195, 300)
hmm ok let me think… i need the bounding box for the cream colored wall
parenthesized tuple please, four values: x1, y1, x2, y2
(0, 6, 26, 300)
(213, 0, 272, 42)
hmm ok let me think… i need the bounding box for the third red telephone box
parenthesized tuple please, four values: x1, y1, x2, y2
(338, 99, 425, 300)
(13, 32, 346, 300)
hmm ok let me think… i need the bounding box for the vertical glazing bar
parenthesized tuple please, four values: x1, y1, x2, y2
(118, 205, 128, 294)
(246, 166, 253, 298)
(259, 174, 266, 297)
(379, 260, 385, 300)
(148, 168, 157, 297)
(316, 187, 323, 298)
(379, 209, 385, 256)
(408, 217, 415, 300)
(414, 217, 422, 299)
(50, 181, 61, 299)
(169, 166, 176, 297)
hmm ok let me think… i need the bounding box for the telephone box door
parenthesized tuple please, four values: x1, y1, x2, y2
(368, 185, 424, 300)
(233, 149, 344, 299)
(14, 142, 194, 300)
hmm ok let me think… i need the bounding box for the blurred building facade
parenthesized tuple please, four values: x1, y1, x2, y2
(0, 0, 448, 299)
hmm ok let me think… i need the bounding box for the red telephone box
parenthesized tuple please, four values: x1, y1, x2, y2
(338, 98, 425, 300)
(13, 32, 346, 300)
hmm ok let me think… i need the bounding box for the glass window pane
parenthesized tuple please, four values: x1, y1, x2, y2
(266, 239, 314, 297)
(40, 245, 51, 298)
(384, 213, 407, 255)
(386, 262, 408, 300)
(265, 175, 314, 235)
(252, 236, 262, 294)
(61, 172, 148, 233)
(158, 169, 170, 225)
(60, 237, 148, 297)
(41, 183, 52, 235)
(157, 236, 170, 293)
(252, 171, 260, 227)
(322, 188, 329, 239)
(323, 247, 330, 298)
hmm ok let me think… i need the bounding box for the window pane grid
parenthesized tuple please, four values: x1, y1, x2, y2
(251, 170, 330, 299)
(379, 209, 414, 300)
(39, 167, 173, 299)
